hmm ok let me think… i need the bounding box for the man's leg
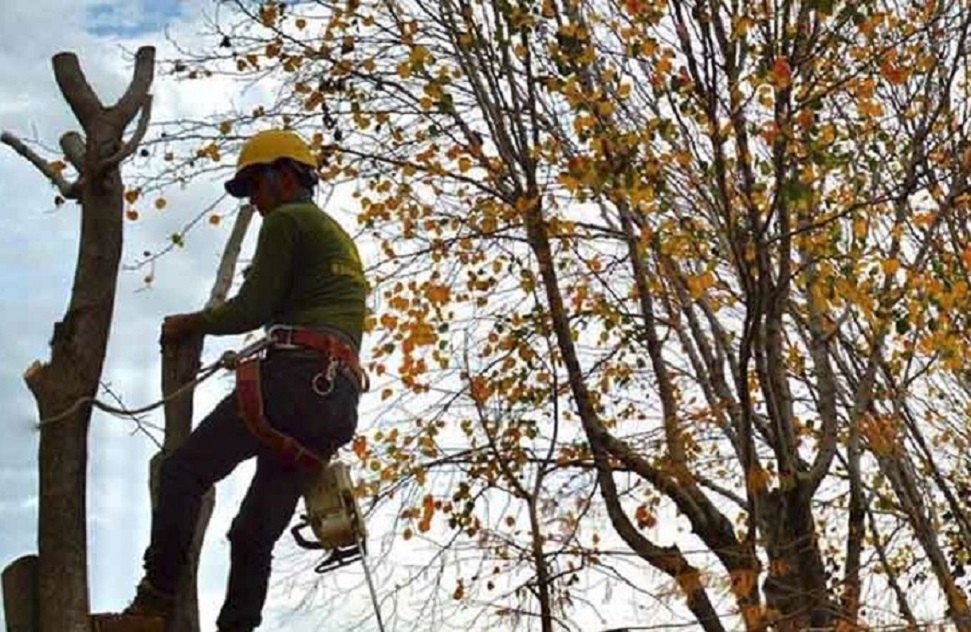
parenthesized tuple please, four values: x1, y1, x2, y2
(141, 393, 260, 597)
(216, 455, 308, 631)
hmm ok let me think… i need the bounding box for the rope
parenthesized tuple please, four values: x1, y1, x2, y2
(36, 348, 255, 427)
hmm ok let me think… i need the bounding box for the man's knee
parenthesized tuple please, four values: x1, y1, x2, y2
(159, 449, 209, 497)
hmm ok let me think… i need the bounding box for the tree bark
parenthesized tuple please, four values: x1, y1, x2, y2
(2, 46, 155, 632)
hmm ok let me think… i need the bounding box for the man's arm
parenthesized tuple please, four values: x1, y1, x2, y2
(161, 212, 298, 342)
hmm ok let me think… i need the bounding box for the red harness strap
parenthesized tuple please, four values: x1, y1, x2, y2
(235, 328, 366, 471)
(235, 358, 327, 471)
(270, 328, 369, 393)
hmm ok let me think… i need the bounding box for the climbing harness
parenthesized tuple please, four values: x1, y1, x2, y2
(233, 325, 368, 471)
(232, 326, 385, 631)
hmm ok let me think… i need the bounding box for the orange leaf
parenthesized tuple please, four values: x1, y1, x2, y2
(635, 504, 656, 529)
(770, 57, 792, 88)
(424, 283, 451, 305)
(126, 209, 140, 221)
(352, 435, 368, 459)
(209, 214, 222, 226)
(124, 189, 140, 204)
(880, 60, 909, 85)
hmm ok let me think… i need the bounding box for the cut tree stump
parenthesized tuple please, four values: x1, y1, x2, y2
(2, 554, 39, 632)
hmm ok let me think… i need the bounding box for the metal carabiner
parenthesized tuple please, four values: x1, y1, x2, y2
(312, 356, 339, 397)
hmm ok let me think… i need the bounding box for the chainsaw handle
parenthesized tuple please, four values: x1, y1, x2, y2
(291, 517, 323, 550)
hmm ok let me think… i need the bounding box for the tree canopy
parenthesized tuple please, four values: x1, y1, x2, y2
(137, 0, 971, 629)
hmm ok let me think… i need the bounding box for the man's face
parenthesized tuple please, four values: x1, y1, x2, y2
(247, 168, 275, 215)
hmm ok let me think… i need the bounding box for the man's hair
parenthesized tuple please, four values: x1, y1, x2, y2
(277, 158, 318, 191)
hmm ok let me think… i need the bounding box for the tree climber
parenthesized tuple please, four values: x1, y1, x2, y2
(123, 129, 367, 631)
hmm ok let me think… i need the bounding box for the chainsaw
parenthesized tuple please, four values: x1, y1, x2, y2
(290, 459, 385, 630)
(291, 459, 368, 572)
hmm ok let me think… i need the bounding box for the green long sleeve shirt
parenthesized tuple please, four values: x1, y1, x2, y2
(200, 202, 366, 348)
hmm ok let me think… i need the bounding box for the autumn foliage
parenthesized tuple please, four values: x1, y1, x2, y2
(150, 0, 971, 629)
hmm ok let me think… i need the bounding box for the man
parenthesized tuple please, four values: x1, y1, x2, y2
(123, 129, 367, 631)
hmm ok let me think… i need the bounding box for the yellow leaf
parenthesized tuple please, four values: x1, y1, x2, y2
(381, 388, 393, 401)
(409, 45, 431, 67)
(618, 83, 631, 99)
(882, 258, 900, 275)
(209, 214, 221, 226)
(597, 100, 615, 116)
(154, 198, 167, 210)
(458, 156, 472, 173)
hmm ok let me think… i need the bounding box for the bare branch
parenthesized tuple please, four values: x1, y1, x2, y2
(1, 131, 79, 199)
(206, 204, 255, 309)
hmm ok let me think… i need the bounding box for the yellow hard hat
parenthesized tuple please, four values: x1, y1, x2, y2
(225, 129, 316, 197)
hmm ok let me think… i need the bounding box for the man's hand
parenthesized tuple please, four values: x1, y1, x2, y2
(160, 312, 205, 345)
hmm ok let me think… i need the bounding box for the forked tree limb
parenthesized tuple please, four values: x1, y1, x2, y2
(51, 52, 103, 131)
(113, 47, 157, 122)
(98, 95, 153, 173)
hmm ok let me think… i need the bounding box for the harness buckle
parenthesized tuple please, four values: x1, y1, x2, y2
(266, 324, 297, 348)
(312, 357, 340, 397)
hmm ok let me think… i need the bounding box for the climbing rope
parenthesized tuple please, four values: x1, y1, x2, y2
(36, 338, 272, 427)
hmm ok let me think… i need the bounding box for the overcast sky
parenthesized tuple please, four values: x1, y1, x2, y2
(0, 1, 381, 629)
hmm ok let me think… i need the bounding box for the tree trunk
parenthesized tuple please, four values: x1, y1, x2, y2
(153, 205, 254, 632)
(2, 47, 155, 632)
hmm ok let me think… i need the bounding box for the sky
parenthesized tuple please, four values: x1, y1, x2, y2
(0, 0, 383, 629)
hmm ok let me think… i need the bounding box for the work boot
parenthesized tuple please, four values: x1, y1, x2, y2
(122, 578, 175, 619)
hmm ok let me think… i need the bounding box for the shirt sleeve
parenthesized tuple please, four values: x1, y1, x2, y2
(200, 211, 297, 335)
